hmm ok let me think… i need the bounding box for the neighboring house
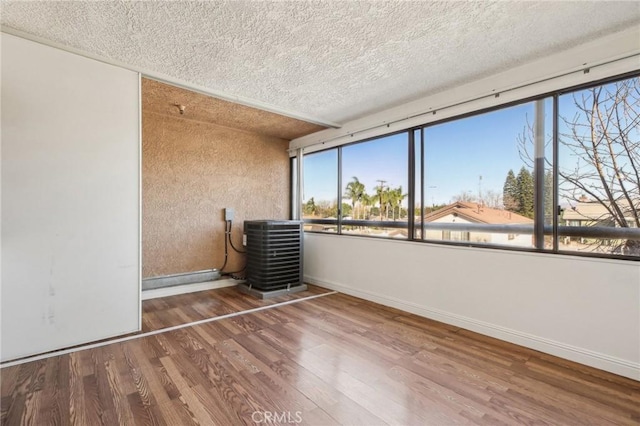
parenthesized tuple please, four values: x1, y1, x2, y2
(562, 200, 638, 228)
(423, 201, 534, 247)
(561, 199, 638, 246)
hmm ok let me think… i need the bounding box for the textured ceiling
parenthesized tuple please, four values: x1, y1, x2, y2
(2, 1, 639, 125)
(142, 78, 325, 140)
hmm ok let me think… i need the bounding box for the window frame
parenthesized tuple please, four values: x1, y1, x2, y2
(294, 71, 640, 261)
(300, 147, 339, 232)
(302, 130, 412, 239)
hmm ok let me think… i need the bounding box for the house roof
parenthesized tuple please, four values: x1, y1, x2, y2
(2, 2, 638, 125)
(424, 201, 534, 225)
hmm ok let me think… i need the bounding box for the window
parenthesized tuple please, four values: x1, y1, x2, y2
(557, 77, 640, 257)
(419, 98, 553, 249)
(341, 133, 408, 238)
(442, 230, 470, 241)
(293, 74, 640, 259)
(301, 149, 338, 233)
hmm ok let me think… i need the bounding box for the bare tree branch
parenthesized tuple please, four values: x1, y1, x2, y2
(519, 77, 640, 254)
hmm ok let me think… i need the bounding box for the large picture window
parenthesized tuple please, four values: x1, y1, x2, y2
(295, 74, 640, 259)
(342, 133, 408, 238)
(557, 78, 640, 256)
(420, 98, 553, 249)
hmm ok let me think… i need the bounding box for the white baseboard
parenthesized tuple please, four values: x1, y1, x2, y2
(141, 278, 242, 300)
(305, 275, 640, 381)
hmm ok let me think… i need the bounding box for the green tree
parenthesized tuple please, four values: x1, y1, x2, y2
(388, 186, 407, 220)
(374, 182, 389, 220)
(303, 197, 316, 216)
(360, 193, 374, 220)
(341, 202, 353, 218)
(503, 169, 519, 212)
(343, 176, 366, 219)
(516, 166, 534, 219)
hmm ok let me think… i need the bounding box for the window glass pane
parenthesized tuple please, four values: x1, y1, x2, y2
(341, 133, 408, 238)
(422, 99, 552, 248)
(302, 149, 338, 233)
(558, 76, 640, 256)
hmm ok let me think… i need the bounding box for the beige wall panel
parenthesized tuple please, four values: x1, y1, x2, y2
(142, 111, 290, 278)
(142, 78, 326, 140)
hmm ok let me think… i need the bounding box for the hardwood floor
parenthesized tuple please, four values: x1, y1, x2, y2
(142, 284, 332, 332)
(1, 287, 639, 425)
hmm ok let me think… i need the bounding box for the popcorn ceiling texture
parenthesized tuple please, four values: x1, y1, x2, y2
(2, 1, 638, 124)
(142, 84, 291, 278)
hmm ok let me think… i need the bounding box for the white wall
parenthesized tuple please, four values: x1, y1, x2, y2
(304, 233, 640, 379)
(1, 33, 140, 361)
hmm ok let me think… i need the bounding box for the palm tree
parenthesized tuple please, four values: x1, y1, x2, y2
(361, 193, 373, 220)
(390, 186, 407, 220)
(374, 183, 389, 221)
(384, 188, 393, 220)
(386, 188, 397, 220)
(344, 177, 365, 219)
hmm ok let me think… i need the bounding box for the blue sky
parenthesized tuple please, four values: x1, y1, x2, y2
(342, 133, 408, 197)
(303, 98, 554, 207)
(423, 99, 553, 205)
(555, 80, 640, 206)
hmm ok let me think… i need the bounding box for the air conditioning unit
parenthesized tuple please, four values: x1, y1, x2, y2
(243, 220, 303, 291)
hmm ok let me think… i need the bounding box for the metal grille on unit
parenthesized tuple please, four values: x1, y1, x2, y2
(243, 220, 303, 291)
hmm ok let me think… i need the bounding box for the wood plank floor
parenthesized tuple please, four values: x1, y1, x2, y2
(142, 284, 332, 332)
(2, 287, 639, 425)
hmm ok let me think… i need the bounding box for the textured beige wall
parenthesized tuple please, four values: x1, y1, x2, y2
(143, 78, 326, 140)
(142, 111, 290, 278)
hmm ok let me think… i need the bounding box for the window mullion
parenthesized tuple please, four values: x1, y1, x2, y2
(337, 146, 342, 235)
(421, 128, 425, 240)
(408, 130, 415, 241)
(534, 99, 546, 250)
(552, 95, 559, 252)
